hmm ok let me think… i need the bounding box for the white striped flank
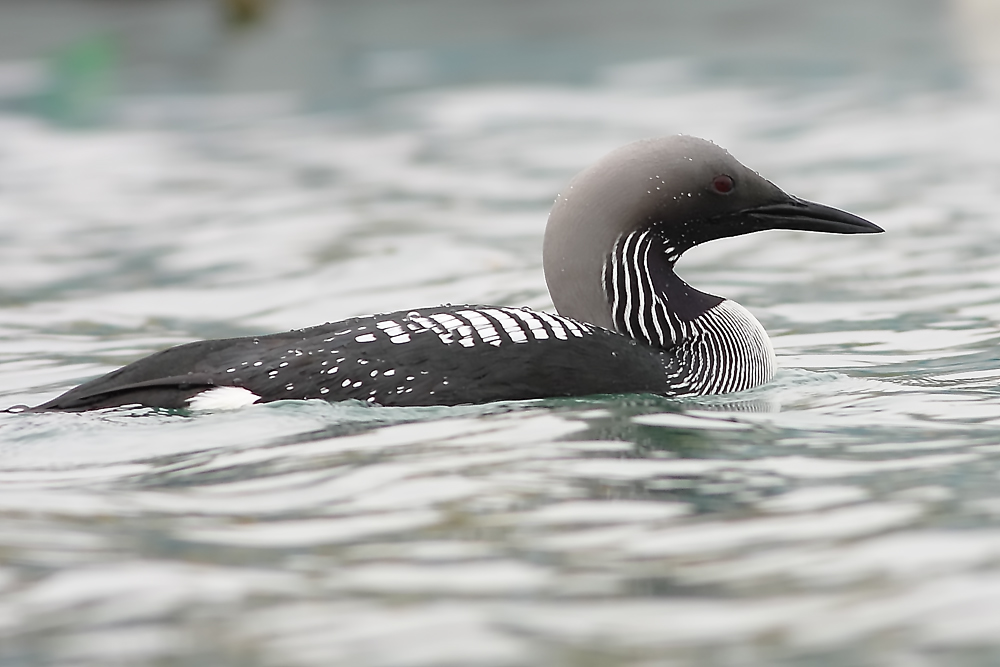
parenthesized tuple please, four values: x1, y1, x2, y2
(187, 386, 261, 411)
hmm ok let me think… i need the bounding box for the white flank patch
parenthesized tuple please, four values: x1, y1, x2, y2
(187, 386, 261, 411)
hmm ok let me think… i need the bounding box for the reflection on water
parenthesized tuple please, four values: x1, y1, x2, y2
(2, 1, 1000, 666)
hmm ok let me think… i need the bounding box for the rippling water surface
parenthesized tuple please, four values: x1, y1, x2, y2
(3, 52, 1000, 666)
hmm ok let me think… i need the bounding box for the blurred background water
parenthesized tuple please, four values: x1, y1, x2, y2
(1, 0, 1000, 665)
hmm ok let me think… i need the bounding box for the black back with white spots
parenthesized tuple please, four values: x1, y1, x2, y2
(33, 305, 678, 411)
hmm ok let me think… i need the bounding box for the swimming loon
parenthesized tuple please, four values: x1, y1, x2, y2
(23, 136, 881, 412)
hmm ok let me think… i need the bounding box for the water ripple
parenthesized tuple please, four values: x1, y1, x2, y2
(3, 60, 1000, 667)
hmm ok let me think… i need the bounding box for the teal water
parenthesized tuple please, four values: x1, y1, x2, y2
(2, 3, 1000, 666)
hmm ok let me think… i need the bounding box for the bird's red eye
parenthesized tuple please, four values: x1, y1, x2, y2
(711, 174, 734, 194)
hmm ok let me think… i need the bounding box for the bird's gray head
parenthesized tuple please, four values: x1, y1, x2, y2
(542, 135, 882, 330)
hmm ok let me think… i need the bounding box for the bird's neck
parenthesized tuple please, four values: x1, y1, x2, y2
(604, 228, 777, 394)
(604, 229, 724, 349)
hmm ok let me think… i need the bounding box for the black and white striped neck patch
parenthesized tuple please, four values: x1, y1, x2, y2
(605, 228, 686, 348)
(603, 228, 776, 394)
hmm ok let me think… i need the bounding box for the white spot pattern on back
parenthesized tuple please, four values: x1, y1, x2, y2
(376, 320, 407, 337)
(429, 312, 475, 347)
(224, 306, 611, 408)
(532, 311, 568, 340)
(479, 309, 528, 343)
(504, 308, 549, 340)
(455, 309, 502, 346)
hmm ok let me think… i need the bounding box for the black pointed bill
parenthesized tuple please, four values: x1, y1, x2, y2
(746, 196, 883, 235)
